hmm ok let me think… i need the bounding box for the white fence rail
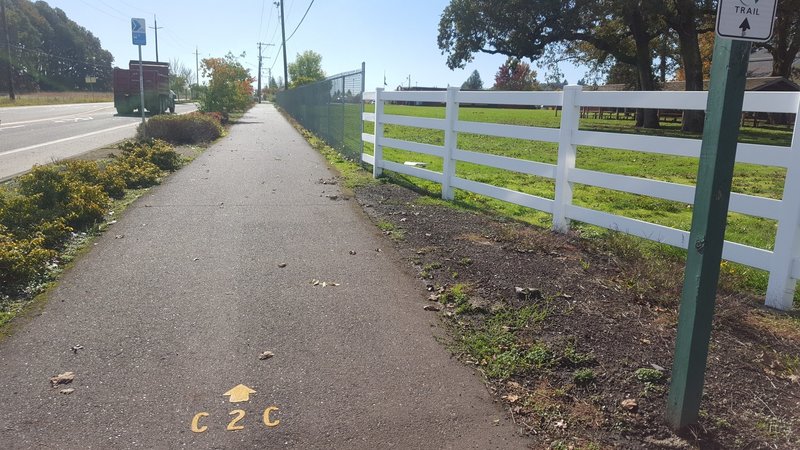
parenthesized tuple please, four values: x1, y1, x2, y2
(361, 86, 800, 311)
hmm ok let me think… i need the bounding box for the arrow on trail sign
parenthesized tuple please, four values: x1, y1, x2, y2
(740, 18, 751, 35)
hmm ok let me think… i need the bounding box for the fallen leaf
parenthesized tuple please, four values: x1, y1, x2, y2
(349, 250, 357, 255)
(554, 419, 567, 430)
(278, 263, 287, 268)
(71, 345, 84, 354)
(321, 281, 328, 288)
(788, 375, 799, 384)
(193, 257, 200, 261)
(115, 235, 124, 239)
(428, 294, 441, 302)
(50, 372, 75, 387)
(60, 388, 75, 395)
(621, 398, 638, 412)
(502, 394, 520, 403)
(311, 279, 320, 286)
(259, 351, 275, 360)
(423, 304, 441, 312)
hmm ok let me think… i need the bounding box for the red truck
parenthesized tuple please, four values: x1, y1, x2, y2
(113, 60, 175, 115)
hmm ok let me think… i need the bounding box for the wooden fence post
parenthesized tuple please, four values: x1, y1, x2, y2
(766, 99, 800, 310)
(373, 87, 385, 178)
(442, 86, 459, 200)
(553, 85, 582, 233)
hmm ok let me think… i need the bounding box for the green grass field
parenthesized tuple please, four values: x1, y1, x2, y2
(361, 104, 796, 300)
(0, 91, 113, 107)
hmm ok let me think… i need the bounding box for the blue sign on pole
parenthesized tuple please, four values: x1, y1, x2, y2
(131, 18, 146, 45)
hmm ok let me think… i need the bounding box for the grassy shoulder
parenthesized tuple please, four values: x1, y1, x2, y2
(0, 91, 113, 107)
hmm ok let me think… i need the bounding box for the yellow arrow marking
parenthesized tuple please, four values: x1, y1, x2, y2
(223, 384, 256, 403)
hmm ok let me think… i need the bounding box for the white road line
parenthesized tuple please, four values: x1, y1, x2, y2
(0, 123, 136, 157)
(0, 125, 25, 131)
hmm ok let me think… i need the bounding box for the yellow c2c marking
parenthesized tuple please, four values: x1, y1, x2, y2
(226, 409, 246, 431)
(191, 412, 209, 433)
(263, 406, 280, 427)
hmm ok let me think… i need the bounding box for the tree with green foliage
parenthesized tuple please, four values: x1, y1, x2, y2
(199, 52, 254, 113)
(493, 58, 538, 90)
(461, 69, 483, 90)
(0, 0, 113, 92)
(288, 50, 325, 88)
(169, 59, 193, 100)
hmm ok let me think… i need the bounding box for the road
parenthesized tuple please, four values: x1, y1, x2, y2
(0, 102, 197, 181)
(0, 104, 527, 449)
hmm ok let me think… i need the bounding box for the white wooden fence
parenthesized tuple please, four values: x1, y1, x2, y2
(361, 86, 800, 311)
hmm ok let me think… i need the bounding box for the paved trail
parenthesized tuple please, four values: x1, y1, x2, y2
(0, 104, 528, 449)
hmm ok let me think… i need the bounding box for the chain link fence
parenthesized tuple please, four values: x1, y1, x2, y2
(276, 65, 365, 161)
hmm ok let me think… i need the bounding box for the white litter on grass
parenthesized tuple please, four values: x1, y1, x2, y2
(404, 161, 427, 168)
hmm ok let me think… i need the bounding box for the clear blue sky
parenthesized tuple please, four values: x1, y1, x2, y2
(46, 0, 586, 91)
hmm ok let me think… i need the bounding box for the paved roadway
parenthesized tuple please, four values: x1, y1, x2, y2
(0, 102, 197, 181)
(0, 104, 528, 449)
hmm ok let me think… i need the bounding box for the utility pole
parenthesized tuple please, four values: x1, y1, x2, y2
(1, 0, 15, 100)
(149, 15, 163, 62)
(279, 0, 288, 90)
(256, 42, 273, 103)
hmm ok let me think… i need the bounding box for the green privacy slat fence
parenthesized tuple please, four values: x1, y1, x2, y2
(276, 66, 364, 161)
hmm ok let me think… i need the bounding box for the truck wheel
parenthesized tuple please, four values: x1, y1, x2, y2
(169, 103, 175, 114)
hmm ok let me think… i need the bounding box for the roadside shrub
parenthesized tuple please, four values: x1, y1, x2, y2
(136, 113, 223, 144)
(64, 184, 109, 230)
(107, 156, 161, 189)
(13, 165, 110, 231)
(0, 187, 41, 237)
(63, 160, 125, 200)
(120, 139, 182, 171)
(17, 165, 71, 213)
(0, 226, 56, 295)
(33, 218, 73, 249)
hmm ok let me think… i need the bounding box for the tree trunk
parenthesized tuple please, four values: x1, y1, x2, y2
(628, 8, 660, 129)
(769, 0, 800, 77)
(673, 0, 704, 132)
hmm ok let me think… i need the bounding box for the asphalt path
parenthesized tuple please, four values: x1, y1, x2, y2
(0, 103, 528, 449)
(0, 102, 197, 181)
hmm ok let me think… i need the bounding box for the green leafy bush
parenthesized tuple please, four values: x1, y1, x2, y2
(107, 156, 162, 189)
(64, 160, 126, 199)
(0, 226, 56, 296)
(119, 139, 182, 171)
(13, 165, 110, 231)
(136, 113, 223, 144)
(64, 183, 109, 229)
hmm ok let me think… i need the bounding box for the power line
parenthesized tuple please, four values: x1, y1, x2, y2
(258, 0, 266, 38)
(286, 0, 315, 42)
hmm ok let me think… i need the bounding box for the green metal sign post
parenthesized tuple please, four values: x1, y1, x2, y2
(665, 38, 752, 430)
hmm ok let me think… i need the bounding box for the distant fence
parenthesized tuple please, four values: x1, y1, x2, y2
(276, 65, 365, 160)
(361, 86, 800, 311)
